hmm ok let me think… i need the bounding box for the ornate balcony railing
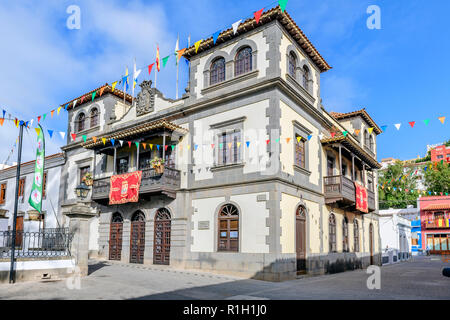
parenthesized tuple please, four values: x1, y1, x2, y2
(92, 166, 181, 201)
(424, 220, 450, 229)
(0, 228, 73, 259)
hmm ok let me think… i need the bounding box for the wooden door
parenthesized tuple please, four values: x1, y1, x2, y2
(153, 208, 171, 265)
(369, 223, 374, 265)
(15, 216, 23, 248)
(296, 206, 306, 273)
(327, 156, 334, 176)
(109, 219, 123, 261)
(130, 212, 146, 264)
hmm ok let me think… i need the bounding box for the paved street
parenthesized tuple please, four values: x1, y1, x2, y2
(1, 256, 449, 300)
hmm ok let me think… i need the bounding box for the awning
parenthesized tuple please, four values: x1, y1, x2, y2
(82, 119, 188, 149)
(423, 203, 450, 211)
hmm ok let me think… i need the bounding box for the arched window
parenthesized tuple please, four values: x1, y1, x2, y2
(111, 212, 123, 223)
(131, 211, 145, 222)
(354, 219, 360, 252)
(302, 65, 310, 91)
(210, 57, 225, 85)
(76, 113, 85, 132)
(369, 135, 374, 152)
(235, 47, 252, 76)
(296, 205, 306, 218)
(155, 208, 171, 221)
(329, 213, 336, 252)
(288, 52, 297, 78)
(343, 217, 349, 252)
(218, 204, 239, 252)
(90, 108, 99, 128)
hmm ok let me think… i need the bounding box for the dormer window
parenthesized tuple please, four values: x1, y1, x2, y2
(210, 57, 225, 85)
(302, 65, 310, 91)
(288, 52, 297, 78)
(76, 113, 85, 132)
(90, 108, 99, 127)
(235, 47, 252, 76)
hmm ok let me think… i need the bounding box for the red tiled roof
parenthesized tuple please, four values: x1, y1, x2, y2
(330, 108, 382, 134)
(183, 6, 331, 73)
(423, 203, 450, 211)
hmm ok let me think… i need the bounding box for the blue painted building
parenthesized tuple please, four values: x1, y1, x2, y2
(411, 219, 422, 255)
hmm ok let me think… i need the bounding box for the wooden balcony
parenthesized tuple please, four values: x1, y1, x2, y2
(91, 167, 181, 203)
(424, 220, 450, 229)
(324, 175, 376, 213)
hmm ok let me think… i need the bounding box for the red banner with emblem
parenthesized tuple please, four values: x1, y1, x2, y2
(354, 182, 368, 213)
(109, 171, 142, 205)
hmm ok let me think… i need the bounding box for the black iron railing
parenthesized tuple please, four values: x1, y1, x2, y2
(0, 228, 73, 259)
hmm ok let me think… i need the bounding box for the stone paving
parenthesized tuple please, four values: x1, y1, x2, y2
(0, 256, 449, 300)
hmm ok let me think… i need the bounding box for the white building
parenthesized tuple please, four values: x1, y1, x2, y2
(379, 208, 414, 264)
(0, 153, 66, 233)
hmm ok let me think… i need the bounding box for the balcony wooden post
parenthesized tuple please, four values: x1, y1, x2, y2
(162, 131, 166, 161)
(362, 162, 366, 187)
(352, 154, 355, 180)
(136, 142, 140, 171)
(113, 147, 117, 174)
(339, 144, 342, 175)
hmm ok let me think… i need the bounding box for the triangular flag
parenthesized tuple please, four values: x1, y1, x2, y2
(148, 63, 154, 76)
(438, 116, 446, 124)
(119, 140, 123, 147)
(307, 135, 312, 141)
(50, 110, 55, 118)
(380, 125, 387, 132)
(408, 121, 415, 128)
(195, 40, 202, 53)
(394, 123, 401, 130)
(165, 145, 168, 151)
(266, 139, 270, 145)
(149, 143, 153, 150)
(162, 56, 170, 68)
(92, 91, 97, 101)
(423, 119, 430, 126)
(211, 144, 215, 149)
(102, 138, 106, 145)
(71, 133, 77, 141)
(135, 142, 139, 148)
(128, 141, 132, 148)
(80, 96, 85, 103)
(59, 132, 66, 139)
(318, 133, 324, 140)
(177, 48, 186, 61)
(82, 135, 87, 143)
(37, 116, 41, 123)
(279, 0, 288, 12)
(156, 145, 160, 150)
(212, 31, 221, 44)
(232, 20, 242, 34)
(111, 139, 115, 146)
(112, 81, 118, 92)
(100, 87, 105, 96)
(0, 118, 4, 126)
(286, 137, 291, 143)
(368, 127, 374, 134)
(354, 129, 360, 136)
(237, 142, 241, 148)
(254, 8, 264, 24)
(342, 131, 348, 137)
(35, 128, 41, 136)
(72, 100, 77, 108)
(246, 141, 250, 147)
(47, 130, 53, 138)
(296, 136, 301, 143)
(331, 132, 336, 138)
(92, 136, 97, 143)
(194, 144, 198, 150)
(171, 145, 175, 151)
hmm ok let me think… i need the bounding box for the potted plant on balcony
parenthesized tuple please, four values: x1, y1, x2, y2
(150, 157, 165, 174)
(82, 172, 93, 186)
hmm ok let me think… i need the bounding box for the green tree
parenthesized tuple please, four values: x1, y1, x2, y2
(424, 162, 450, 194)
(378, 162, 419, 209)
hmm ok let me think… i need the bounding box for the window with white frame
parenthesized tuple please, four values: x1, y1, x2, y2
(217, 130, 242, 166)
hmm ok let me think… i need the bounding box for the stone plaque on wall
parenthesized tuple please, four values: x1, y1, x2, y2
(135, 80, 155, 116)
(198, 221, 210, 230)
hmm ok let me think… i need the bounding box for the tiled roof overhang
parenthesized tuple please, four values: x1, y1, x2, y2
(183, 6, 331, 73)
(61, 83, 133, 110)
(81, 119, 188, 149)
(423, 204, 450, 211)
(330, 108, 382, 134)
(321, 135, 381, 169)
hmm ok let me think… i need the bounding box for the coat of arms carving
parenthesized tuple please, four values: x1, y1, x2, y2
(135, 80, 154, 116)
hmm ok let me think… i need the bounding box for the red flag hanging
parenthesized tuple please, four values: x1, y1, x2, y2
(109, 171, 142, 205)
(37, 116, 41, 123)
(254, 8, 264, 24)
(148, 63, 155, 76)
(409, 121, 415, 128)
(355, 182, 368, 213)
(331, 132, 336, 138)
(80, 96, 85, 103)
(71, 133, 77, 141)
(128, 141, 132, 148)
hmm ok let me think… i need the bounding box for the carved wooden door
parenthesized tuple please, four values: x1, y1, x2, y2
(153, 208, 171, 265)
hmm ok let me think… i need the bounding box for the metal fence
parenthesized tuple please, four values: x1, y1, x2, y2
(0, 228, 73, 259)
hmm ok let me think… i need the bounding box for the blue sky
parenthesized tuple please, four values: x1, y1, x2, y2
(0, 0, 448, 165)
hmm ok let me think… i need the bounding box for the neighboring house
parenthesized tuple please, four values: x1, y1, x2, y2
(419, 195, 450, 254)
(59, 6, 382, 281)
(0, 153, 65, 234)
(430, 144, 450, 163)
(379, 208, 413, 264)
